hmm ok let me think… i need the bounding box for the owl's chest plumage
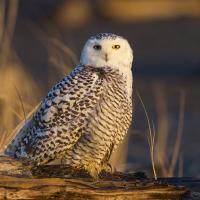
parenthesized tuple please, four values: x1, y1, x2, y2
(64, 67, 132, 170)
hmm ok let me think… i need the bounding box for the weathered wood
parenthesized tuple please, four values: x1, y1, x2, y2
(0, 155, 199, 200)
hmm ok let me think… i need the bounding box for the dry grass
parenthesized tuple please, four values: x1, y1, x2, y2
(148, 84, 186, 177)
(0, 65, 40, 150)
(136, 85, 186, 178)
(137, 91, 157, 180)
(0, 0, 74, 153)
(169, 90, 185, 176)
(0, 0, 40, 152)
(154, 85, 186, 177)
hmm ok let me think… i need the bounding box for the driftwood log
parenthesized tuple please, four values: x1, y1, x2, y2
(0, 155, 199, 199)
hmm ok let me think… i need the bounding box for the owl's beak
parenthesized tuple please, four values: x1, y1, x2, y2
(104, 53, 108, 62)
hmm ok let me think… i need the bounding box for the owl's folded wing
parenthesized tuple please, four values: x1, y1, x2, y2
(5, 65, 105, 164)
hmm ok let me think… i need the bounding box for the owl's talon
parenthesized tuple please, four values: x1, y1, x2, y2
(101, 163, 113, 174)
(107, 163, 113, 173)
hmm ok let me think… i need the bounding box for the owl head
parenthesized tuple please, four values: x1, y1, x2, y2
(80, 33, 133, 70)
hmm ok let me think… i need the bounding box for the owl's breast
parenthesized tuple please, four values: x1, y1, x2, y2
(66, 67, 132, 168)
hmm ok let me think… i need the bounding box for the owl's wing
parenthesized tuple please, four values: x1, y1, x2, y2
(5, 65, 105, 163)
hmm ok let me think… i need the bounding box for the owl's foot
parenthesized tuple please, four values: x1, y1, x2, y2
(100, 163, 113, 174)
(105, 163, 113, 173)
(78, 163, 113, 180)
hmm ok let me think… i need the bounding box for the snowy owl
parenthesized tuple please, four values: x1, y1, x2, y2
(5, 33, 133, 177)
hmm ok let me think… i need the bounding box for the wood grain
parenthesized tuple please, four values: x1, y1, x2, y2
(0, 155, 198, 200)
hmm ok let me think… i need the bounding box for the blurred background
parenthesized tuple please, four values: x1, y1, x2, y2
(0, 0, 200, 177)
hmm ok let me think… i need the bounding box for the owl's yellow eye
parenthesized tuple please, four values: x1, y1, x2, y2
(112, 44, 120, 49)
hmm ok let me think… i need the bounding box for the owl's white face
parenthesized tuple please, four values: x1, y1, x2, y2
(80, 33, 133, 70)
